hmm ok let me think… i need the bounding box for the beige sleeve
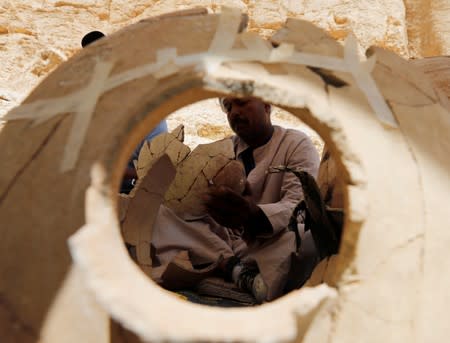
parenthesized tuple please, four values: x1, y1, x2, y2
(259, 135, 320, 236)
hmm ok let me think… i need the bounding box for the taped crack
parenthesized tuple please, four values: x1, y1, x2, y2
(0, 118, 64, 205)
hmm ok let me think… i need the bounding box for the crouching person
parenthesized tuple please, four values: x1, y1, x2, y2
(151, 96, 319, 302)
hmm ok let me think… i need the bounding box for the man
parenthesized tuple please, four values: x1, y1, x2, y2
(81, 30, 168, 193)
(151, 96, 320, 302)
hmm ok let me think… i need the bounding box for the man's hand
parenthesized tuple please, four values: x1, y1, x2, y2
(203, 185, 259, 229)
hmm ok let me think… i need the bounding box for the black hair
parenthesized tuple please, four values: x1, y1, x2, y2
(218, 97, 272, 114)
(81, 31, 105, 48)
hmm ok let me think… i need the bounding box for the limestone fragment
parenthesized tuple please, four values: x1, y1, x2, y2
(164, 137, 245, 216)
(134, 124, 189, 181)
(121, 154, 176, 276)
(131, 125, 246, 217)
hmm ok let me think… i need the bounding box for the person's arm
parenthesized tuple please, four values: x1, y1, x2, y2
(204, 134, 320, 239)
(257, 134, 320, 236)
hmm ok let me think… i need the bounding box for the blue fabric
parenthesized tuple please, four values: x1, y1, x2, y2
(128, 120, 168, 167)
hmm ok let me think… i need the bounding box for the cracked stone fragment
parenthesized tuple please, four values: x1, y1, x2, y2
(164, 137, 245, 216)
(121, 133, 246, 262)
(120, 154, 176, 275)
(134, 124, 190, 181)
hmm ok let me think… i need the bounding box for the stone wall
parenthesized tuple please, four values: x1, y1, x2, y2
(404, 0, 450, 57)
(0, 1, 448, 147)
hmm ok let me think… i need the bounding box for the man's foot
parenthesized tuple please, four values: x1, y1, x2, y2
(233, 264, 268, 303)
(252, 274, 268, 304)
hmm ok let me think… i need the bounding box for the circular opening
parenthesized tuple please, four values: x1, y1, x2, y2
(116, 97, 344, 307)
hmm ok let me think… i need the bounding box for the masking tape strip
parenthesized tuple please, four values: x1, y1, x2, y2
(200, 6, 244, 73)
(352, 67, 398, 127)
(4, 6, 398, 174)
(60, 59, 115, 172)
(5, 58, 115, 172)
(5, 94, 78, 121)
(269, 43, 295, 62)
(154, 48, 180, 79)
(344, 35, 398, 128)
(208, 6, 242, 53)
(105, 62, 163, 92)
(241, 32, 272, 60)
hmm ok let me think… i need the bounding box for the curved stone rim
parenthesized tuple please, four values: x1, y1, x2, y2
(68, 81, 351, 342)
(65, 65, 363, 340)
(0, 9, 371, 342)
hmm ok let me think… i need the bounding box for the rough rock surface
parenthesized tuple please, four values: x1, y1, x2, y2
(404, 0, 450, 57)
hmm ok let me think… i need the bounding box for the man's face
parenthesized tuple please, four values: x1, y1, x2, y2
(221, 97, 271, 141)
